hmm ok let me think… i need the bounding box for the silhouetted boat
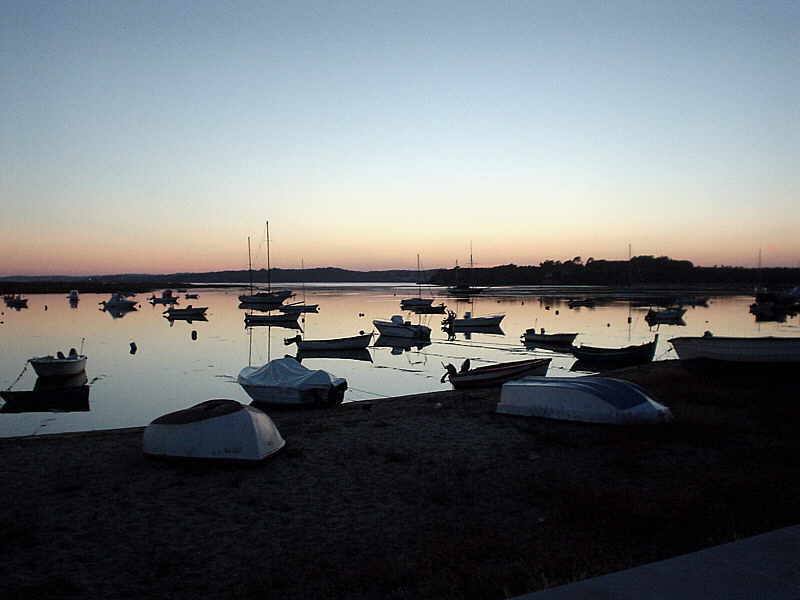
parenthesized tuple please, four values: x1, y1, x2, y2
(285, 332, 373, 351)
(67, 290, 80, 302)
(669, 335, 800, 364)
(410, 303, 447, 314)
(645, 307, 686, 324)
(244, 312, 299, 326)
(238, 226, 293, 305)
(401, 254, 435, 308)
(5, 295, 28, 308)
(149, 289, 179, 305)
(143, 399, 285, 461)
(442, 358, 551, 389)
(522, 329, 578, 346)
(185, 293, 199, 299)
(373, 315, 431, 339)
(442, 311, 504, 327)
(567, 298, 595, 309)
(101, 292, 137, 310)
(163, 305, 208, 318)
(570, 335, 658, 366)
(278, 301, 319, 313)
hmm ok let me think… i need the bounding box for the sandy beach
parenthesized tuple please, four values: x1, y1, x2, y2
(2, 360, 799, 599)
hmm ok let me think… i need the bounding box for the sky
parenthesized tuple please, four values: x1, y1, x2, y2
(1, 1, 798, 275)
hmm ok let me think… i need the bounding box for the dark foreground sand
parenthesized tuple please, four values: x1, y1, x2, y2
(2, 360, 799, 599)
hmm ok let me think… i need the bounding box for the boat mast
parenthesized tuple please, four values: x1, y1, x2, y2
(247, 236, 253, 295)
(266, 221, 271, 293)
(417, 254, 421, 297)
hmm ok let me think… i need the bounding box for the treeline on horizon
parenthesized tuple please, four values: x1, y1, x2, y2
(2, 256, 799, 288)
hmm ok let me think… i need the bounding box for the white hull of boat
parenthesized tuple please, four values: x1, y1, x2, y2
(143, 401, 285, 461)
(296, 333, 373, 351)
(498, 377, 672, 424)
(29, 355, 87, 378)
(373, 320, 431, 339)
(669, 336, 800, 363)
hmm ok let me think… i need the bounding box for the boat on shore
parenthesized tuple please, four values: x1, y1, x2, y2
(497, 377, 672, 424)
(669, 334, 800, 364)
(442, 358, 551, 389)
(285, 332, 373, 351)
(143, 399, 285, 461)
(522, 328, 578, 346)
(570, 335, 658, 366)
(29, 349, 87, 378)
(238, 357, 348, 407)
(373, 315, 431, 339)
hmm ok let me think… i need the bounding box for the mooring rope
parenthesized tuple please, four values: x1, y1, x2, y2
(5, 360, 30, 391)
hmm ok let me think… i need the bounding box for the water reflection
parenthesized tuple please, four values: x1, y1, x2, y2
(1, 372, 90, 413)
(296, 349, 373, 363)
(101, 305, 137, 319)
(374, 334, 432, 354)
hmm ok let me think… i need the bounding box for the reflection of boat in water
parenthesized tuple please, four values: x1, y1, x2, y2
(143, 399, 285, 461)
(29, 349, 87, 377)
(285, 332, 373, 351)
(103, 304, 137, 319)
(238, 357, 347, 407)
(165, 314, 208, 324)
(450, 324, 505, 336)
(296, 348, 373, 363)
(1, 372, 90, 413)
(570, 335, 658, 367)
(442, 358, 551, 389)
(163, 305, 208, 318)
(374, 334, 431, 354)
(669, 334, 800, 365)
(373, 315, 431, 339)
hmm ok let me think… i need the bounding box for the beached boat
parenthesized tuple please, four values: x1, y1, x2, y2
(567, 298, 595, 308)
(442, 311, 504, 327)
(143, 399, 285, 461)
(570, 335, 658, 366)
(497, 377, 672, 424)
(285, 332, 373, 351)
(669, 335, 800, 364)
(163, 305, 208, 318)
(238, 357, 348, 407)
(373, 315, 431, 339)
(522, 329, 578, 346)
(442, 358, 551, 389)
(29, 349, 87, 378)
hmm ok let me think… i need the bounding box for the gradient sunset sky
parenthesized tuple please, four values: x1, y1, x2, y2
(2, 1, 797, 276)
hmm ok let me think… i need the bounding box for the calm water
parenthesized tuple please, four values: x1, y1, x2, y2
(1, 285, 797, 438)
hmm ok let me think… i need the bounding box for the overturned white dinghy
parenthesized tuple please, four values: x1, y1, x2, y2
(238, 357, 347, 407)
(497, 377, 672, 424)
(143, 399, 285, 461)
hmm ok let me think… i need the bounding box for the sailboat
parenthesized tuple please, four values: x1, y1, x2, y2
(238, 223, 294, 305)
(401, 254, 435, 308)
(278, 259, 319, 313)
(447, 243, 485, 296)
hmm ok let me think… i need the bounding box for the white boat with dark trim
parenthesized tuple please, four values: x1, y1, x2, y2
(143, 399, 285, 461)
(285, 332, 373, 351)
(238, 357, 348, 407)
(29, 350, 87, 378)
(373, 315, 431, 339)
(497, 377, 672, 424)
(669, 334, 800, 364)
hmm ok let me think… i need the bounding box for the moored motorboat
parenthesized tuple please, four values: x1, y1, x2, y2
(669, 334, 800, 364)
(442, 311, 504, 327)
(238, 357, 347, 406)
(149, 289, 179, 305)
(101, 293, 137, 310)
(522, 328, 578, 346)
(373, 315, 431, 339)
(5, 294, 28, 308)
(497, 377, 672, 424)
(278, 302, 319, 313)
(570, 335, 658, 366)
(442, 358, 551, 389)
(567, 298, 595, 309)
(29, 349, 87, 378)
(143, 399, 285, 461)
(645, 307, 687, 324)
(244, 311, 299, 326)
(285, 332, 373, 351)
(163, 305, 208, 318)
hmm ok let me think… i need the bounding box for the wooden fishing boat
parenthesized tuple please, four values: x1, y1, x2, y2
(442, 358, 551, 389)
(285, 332, 373, 351)
(522, 329, 578, 346)
(143, 399, 285, 461)
(669, 335, 800, 364)
(570, 335, 657, 366)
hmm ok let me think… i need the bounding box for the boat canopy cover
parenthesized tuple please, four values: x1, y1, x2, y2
(497, 376, 671, 424)
(238, 357, 346, 390)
